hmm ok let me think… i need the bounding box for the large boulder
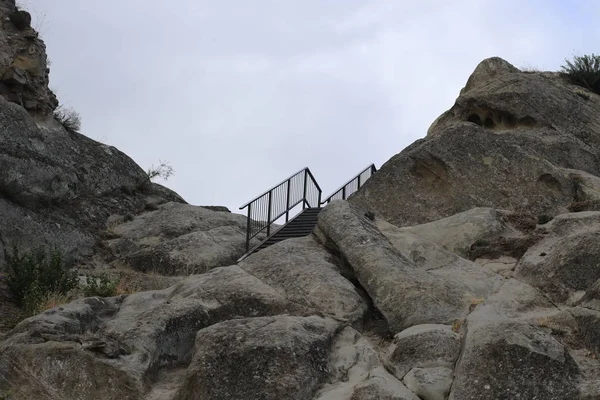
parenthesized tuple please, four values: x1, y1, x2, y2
(393, 207, 514, 255)
(239, 236, 367, 323)
(0, 266, 309, 398)
(385, 324, 461, 380)
(450, 279, 581, 399)
(515, 212, 600, 303)
(351, 57, 600, 227)
(106, 202, 252, 275)
(317, 201, 500, 333)
(173, 315, 339, 400)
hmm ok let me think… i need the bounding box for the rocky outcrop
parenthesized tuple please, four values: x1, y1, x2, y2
(106, 202, 252, 275)
(351, 57, 600, 227)
(239, 236, 367, 323)
(0, 0, 57, 114)
(317, 201, 501, 332)
(5, 47, 600, 400)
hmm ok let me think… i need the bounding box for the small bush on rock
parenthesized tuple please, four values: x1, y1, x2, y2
(147, 160, 174, 181)
(560, 54, 600, 95)
(3, 245, 77, 309)
(53, 105, 82, 132)
(82, 274, 118, 297)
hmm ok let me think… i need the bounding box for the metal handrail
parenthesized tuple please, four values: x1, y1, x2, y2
(321, 164, 377, 205)
(239, 167, 322, 252)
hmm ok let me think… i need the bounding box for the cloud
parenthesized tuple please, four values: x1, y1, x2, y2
(25, 0, 600, 214)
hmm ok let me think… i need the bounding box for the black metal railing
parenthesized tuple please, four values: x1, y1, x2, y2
(321, 164, 377, 205)
(239, 168, 322, 252)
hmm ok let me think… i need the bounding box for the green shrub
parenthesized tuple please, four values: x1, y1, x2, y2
(3, 245, 77, 308)
(560, 54, 600, 95)
(82, 274, 118, 297)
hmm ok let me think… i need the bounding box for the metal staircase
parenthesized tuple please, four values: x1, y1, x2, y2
(238, 164, 376, 261)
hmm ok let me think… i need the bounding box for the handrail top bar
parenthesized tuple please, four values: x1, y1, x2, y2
(320, 164, 376, 204)
(239, 167, 318, 209)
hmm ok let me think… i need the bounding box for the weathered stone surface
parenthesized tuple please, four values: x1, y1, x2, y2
(173, 315, 338, 400)
(376, 217, 503, 292)
(240, 236, 367, 323)
(403, 367, 453, 400)
(0, 2, 57, 113)
(386, 324, 461, 379)
(107, 202, 251, 275)
(318, 201, 500, 333)
(515, 213, 600, 303)
(315, 327, 419, 400)
(0, 266, 308, 398)
(394, 207, 512, 255)
(351, 57, 600, 227)
(450, 278, 580, 399)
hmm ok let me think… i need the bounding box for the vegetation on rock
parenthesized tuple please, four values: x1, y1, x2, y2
(561, 53, 600, 95)
(2, 246, 77, 315)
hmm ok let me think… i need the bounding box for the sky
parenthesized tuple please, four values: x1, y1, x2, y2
(22, 0, 600, 215)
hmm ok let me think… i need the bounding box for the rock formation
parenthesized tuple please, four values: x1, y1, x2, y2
(2, 5, 600, 398)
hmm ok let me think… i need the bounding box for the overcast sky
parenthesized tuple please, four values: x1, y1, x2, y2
(24, 0, 600, 214)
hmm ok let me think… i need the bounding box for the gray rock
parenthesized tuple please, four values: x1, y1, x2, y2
(107, 202, 251, 275)
(315, 327, 419, 400)
(318, 201, 499, 333)
(0, 266, 308, 398)
(450, 279, 580, 399)
(403, 367, 453, 400)
(515, 216, 600, 303)
(351, 57, 600, 227)
(386, 324, 461, 379)
(240, 236, 367, 323)
(377, 217, 503, 294)
(173, 315, 339, 400)
(0, 2, 57, 113)
(395, 207, 512, 255)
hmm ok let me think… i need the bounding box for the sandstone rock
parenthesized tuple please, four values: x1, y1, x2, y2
(376, 217, 503, 293)
(107, 202, 251, 275)
(173, 315, 338, 400)
(318, 201, 500, 333)
(515, 213, 600, 303)
(403, 367, 453, 400)
(450, 278, 580, 399)
(394, 207, 512, 255)
(315, 327, 419, 400)
(0, 266, 308, 398)
(351, 57, 600, 227)
(386, 324, 461, 379)
(240, 236, 367, 323)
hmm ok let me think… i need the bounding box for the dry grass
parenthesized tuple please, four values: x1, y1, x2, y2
(30, 291, 69, 314)
(452, 319, 464, 333)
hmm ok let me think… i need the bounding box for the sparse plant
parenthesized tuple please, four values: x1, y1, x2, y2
(82, 274, 118, 297)
(560, 53, 600, 95)
(2, 245, 78, 311)
(53, 105, 82, 132)
(473, 239, 490, 247)
(147, 160, 174, 182)
(452, 319, 464, 333)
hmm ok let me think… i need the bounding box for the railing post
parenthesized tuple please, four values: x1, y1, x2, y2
(358, 174, 361, 189)
(285, 179, 291, 222)
(342, 186, 346, 200)
(245, 204, 252, 252)
(267, 191, 272, 236)
(303, 170, 308, 209)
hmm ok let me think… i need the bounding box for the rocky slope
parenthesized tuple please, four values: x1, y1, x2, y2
(2, 6, 600, 398)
